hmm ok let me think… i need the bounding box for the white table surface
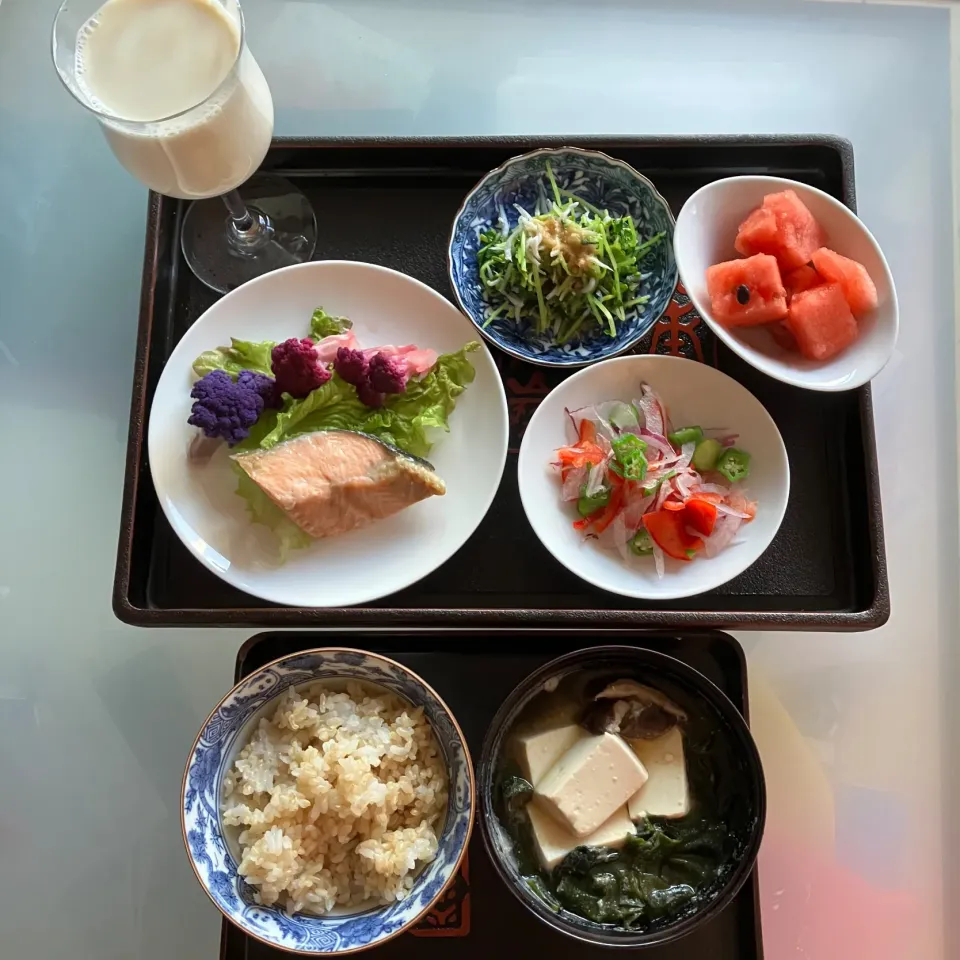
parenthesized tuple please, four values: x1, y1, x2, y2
(0, 0, 956, 957)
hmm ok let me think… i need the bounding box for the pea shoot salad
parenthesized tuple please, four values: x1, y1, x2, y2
(553, 383, 756, 575)
(476, 163, 665, 344)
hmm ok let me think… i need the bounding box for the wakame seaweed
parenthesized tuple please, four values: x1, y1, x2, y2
(494, 671, 756, 933)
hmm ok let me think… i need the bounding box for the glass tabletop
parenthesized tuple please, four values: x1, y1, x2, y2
(0, 0, 955, 958)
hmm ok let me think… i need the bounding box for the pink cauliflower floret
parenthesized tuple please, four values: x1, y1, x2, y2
(334, 347, 410, 408)
(271, 338, 331, 398)
(333, 347, 369, 387)
(368, 352, 409, 394)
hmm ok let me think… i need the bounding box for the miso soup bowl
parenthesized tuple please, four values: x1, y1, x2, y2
(477, 645, 766, 949)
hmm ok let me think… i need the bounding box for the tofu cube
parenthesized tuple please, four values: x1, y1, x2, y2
(515, 724, 587, 786)
(627, 727, 691, 821)
(534, 732, 649, 838)
(527, 801, 635, 871)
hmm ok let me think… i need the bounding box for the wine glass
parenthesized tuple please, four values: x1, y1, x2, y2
(52, 0, 316, 293)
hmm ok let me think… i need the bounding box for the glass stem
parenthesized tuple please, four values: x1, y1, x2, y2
(221, 189, 269, 252)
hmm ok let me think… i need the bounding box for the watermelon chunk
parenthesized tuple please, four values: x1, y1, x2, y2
(783, 264, 823, 299)
(734, 207, 778, 254)
(811, 247, 878, 317)
(786, 282, 858, 361)
(735, 190, 827, 271)
(705, 254, 787, 327)
(769, 321, 798, 352)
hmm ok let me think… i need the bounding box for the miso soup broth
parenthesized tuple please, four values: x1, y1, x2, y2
(494, 668, 757, 931)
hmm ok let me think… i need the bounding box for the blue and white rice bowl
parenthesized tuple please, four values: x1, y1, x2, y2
(448, 147, 677, 367)
(181, 648, 474, 955)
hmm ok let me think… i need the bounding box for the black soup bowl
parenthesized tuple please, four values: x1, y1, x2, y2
(477, 645, 766, 949)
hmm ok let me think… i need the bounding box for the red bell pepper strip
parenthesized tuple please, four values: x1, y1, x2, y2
(684, 498, 718, 537)
(572, 471, 625, 533)
(642, 510, 702, 561)
(556, 441, 605, 469)
(591, 485, 625, 534)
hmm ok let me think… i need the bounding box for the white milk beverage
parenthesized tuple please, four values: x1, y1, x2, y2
(77, 0, 273, 199)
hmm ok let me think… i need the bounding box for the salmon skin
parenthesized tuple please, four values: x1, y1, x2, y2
(232, 430, 446, 539)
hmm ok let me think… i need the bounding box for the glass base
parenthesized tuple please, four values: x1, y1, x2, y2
(181, 175, 317, 294)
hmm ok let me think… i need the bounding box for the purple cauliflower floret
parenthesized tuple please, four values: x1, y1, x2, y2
(334, 347, 369, 387)
(271, 337, 331, 399)
(333, 347, 410, 408)
(368, 352, 409, 395)
(237, 369, 281, 409)
(357, 383, 385, 408)
(188, 369, 269, 446)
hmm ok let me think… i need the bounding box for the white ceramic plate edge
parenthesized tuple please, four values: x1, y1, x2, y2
(147, 260, 509, 608)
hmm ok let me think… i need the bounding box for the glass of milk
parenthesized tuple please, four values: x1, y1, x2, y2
(52, 0, 317, 293)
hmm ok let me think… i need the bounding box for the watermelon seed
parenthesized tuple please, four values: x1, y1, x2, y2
(736, 284, 751, 305)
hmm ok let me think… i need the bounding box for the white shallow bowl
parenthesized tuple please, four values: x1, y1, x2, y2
(517, 354, 790, 601)
(674, 175, 898, 392)
(148, 260, 508, 608)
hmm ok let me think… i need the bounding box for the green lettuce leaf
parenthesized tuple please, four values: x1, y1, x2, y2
(231, 341, 480, 559)
(193, 338, 275, 378)
(359, 342, 480, 457)
(257, 342, 480, 458)
(310, 307, 352, 340)
(234, 469, 312, 560)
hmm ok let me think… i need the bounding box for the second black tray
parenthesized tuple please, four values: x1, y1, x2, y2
(114, 136, 888, 629)
(219, 630, 763, 960)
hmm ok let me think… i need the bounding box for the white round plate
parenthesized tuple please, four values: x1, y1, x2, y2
(518, 355, 790, 601)
(674, 175, 898, 392)
(148, 260, 508, 608)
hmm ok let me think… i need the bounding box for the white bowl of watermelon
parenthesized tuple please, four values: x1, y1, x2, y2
(673, 176, 898, 392)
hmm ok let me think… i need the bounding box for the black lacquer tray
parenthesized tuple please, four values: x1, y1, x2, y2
(218, 629, 763, 959)
(115, 136, 887, 629)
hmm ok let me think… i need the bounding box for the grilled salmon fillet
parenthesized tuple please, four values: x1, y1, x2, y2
(232, 430, 445, 539)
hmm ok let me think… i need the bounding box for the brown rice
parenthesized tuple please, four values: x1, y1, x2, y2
(221, 681, 448, 915)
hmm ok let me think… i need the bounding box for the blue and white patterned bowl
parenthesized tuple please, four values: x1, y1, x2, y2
(181, 648, 475, 955)
(448, 147, 677, 368)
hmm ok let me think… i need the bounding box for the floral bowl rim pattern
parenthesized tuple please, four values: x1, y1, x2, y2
(180, 647, 475, 956)
(447, 146, 678, 368)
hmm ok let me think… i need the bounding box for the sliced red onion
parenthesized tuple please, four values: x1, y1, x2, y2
(602, 512, 633, 558)
(561, 464, 588, 502)
(714, 502, 750, 519)
(676, 441, 697, 471)
(655, 478, 674, 511)
(652, 543, 665, 578)
(725, 491, 756, 518)
(597, 400, 640, 431)
(636, 384, 663, 435)
(639, 428, 674, 460)
(567, 404, 617, 443)
(675, 470, 696, 500)
(694, 482, 729, 496)
(583, 457, 611, 498)
(621, 491, 654, 531)
(703, 513, 743, 558)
